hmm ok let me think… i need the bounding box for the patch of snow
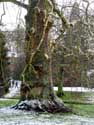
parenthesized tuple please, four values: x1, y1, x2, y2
(4, 87, 20, 98)
(54, 87, 94, 92)
(87, 69, 94, 77)
(4, 80, 21, 98)
(0, 108, 94, 125)
(7, 51, 18, 57)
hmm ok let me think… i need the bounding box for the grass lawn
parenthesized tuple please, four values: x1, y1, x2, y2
(0, 99, 18, 108)
(69, 103, 94, 117)
(62, 91, 94, 116)
(61, 91, 94, 103)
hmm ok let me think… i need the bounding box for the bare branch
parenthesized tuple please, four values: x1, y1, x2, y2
(50, 0, 69, 32)
(83, 0, 90, 22)
(0, 0, 28, 9)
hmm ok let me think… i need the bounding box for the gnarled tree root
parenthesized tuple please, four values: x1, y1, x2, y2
(11, 98, 72, 113)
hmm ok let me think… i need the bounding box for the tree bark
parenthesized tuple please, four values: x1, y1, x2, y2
(21, 0, 53, 99)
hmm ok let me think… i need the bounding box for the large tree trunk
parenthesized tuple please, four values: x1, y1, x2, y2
(13, 0, 71, 113)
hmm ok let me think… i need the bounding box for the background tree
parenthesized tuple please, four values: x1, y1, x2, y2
(0, 31, 9, 96)
(5, 26, 25, 80)
(52, 1, 92, 88)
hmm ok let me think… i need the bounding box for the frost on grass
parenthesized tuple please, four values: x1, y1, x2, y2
(0, 107, 94, 125)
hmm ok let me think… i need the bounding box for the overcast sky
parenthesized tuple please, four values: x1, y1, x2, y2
(0, 0, 94, 30)
(0, 2, 26, 30)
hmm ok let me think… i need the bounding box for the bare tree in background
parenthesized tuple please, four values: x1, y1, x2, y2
(0, 31, 9, 96)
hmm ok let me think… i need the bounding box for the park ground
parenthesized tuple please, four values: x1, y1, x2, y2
(0, 91, 94, 116)
(0, 91, 94, 125)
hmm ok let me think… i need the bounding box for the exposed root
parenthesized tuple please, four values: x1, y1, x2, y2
(11, 98, 72, 113)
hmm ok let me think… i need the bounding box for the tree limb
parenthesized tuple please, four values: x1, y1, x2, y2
(0, 0, 28, 9)
(51, 0, 69, 31)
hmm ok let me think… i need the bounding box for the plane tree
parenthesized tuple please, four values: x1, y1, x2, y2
(0, 0, 71, 113)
